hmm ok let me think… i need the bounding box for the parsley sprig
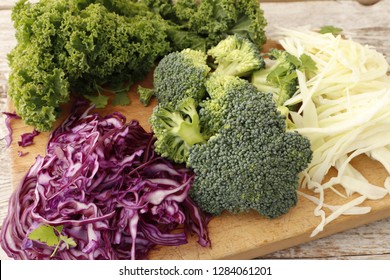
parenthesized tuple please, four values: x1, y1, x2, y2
(28, 224, 77, 258)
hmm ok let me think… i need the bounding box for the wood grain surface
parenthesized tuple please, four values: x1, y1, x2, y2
(1, 0, 390, 260)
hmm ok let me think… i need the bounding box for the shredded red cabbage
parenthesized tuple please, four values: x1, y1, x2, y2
(18, 128, 40, 147)
(1, 107, 210, 260)
(2, 112, 20, 148)
(17, 151, 29, 157)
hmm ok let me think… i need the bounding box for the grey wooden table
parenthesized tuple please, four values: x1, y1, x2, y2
(1, 0, 390, 260)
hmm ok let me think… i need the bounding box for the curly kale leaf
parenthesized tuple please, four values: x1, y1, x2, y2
(8, 0, 170, 131)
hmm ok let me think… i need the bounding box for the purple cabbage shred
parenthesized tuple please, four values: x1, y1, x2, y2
(0, 107, 210, 260)
(18, 129, 40, 147)
(2, 112, 20, 148)
(17, 151, 29, 157)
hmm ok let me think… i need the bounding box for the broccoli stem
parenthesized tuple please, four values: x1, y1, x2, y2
(176, 122, 205, 146)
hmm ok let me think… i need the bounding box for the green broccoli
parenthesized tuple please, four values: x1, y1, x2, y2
(199, 75, 248, 138)
(207, 35, 265, 78)
(149, 97, 206, 164)
(137, 86, 154, 106)
(153, 49, 211, 107)
(188, 79, 312, 218)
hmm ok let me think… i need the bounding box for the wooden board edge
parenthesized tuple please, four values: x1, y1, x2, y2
(225, 205, 390, 260)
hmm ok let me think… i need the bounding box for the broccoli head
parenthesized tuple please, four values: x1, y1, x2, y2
(153, 49, 211, 107)
(150, 97, 206, 164)
(188, 80, 312, 218)
(199, 74, 248, 138)
(208, 34, 265, 77)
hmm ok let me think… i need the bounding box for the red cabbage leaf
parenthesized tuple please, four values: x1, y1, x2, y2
(2, 112, 20, 148)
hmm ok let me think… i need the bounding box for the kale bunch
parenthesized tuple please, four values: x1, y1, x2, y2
(8, 0, 170, 131)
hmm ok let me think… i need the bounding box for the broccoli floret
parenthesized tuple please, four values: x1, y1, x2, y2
(137, 85, 154, 106)
(150, 97, 206, 164)
(251, 49, 300, 107)
(208, 35, 265, 77)
(199, 74, 248, 138)
(188, 80, 312, 218)
(153, 49, 211, 107)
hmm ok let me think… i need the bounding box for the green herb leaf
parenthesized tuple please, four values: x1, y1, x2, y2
(299, 53, 318, 74)
(84, 93, 109, 109)
(319, 25, 343, 36)
(112, 92, 131, 106)
(267, 63, 289, 84)
(28, 224, 76, 257)
(285, 53, 301, 68)
(59, 235, 77, 249)
(28, 225, 61, 247)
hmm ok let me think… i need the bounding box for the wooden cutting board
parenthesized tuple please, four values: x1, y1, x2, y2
(7, 43, 390, 260)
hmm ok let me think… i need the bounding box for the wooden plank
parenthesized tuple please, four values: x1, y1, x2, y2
(0, 10, 14, 75)
(262, 0, 390, 56)
(262, 216, 390, 259)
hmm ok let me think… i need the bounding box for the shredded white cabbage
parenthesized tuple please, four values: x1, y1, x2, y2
(278, 27, 390, 236)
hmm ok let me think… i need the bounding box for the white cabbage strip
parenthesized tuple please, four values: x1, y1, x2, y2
(278, 27, 390, 236)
